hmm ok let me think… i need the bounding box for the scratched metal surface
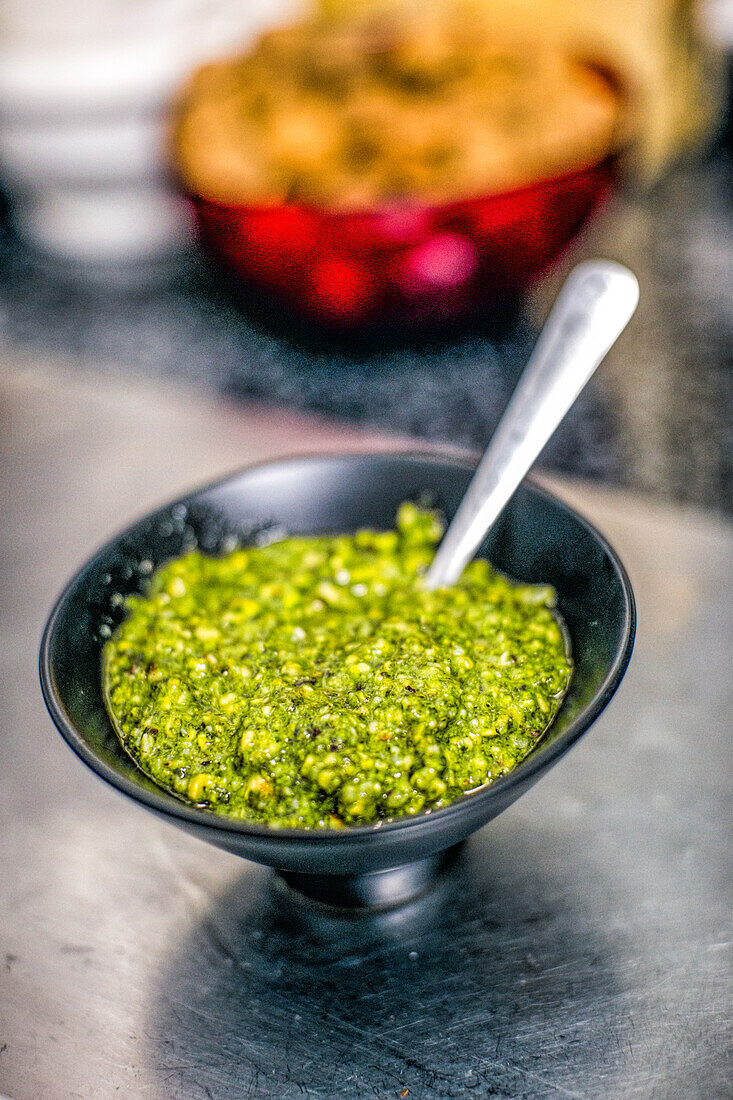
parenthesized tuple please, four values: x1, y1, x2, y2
(0, 369, 731, 1100)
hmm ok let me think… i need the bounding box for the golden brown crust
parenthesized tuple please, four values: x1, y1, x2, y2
(173, 6, 621, 209)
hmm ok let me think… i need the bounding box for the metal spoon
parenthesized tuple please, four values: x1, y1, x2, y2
(424, 260, 639, 590)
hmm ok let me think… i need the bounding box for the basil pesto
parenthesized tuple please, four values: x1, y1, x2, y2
(104, 503, 572, 828)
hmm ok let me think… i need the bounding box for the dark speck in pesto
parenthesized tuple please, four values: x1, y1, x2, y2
(103, 502, 572, 828)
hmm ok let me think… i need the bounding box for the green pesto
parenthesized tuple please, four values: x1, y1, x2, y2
(104, 503, 572, 828)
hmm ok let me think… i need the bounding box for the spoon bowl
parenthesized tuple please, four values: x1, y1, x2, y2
(40, 453, 635, 909)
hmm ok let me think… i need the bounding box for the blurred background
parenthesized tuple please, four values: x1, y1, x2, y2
(0, 0, 731, 511)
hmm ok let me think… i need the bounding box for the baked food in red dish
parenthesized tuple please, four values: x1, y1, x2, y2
(174, 6, 622, 329)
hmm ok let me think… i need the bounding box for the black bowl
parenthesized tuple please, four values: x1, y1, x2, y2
(40, 453, 635, 909)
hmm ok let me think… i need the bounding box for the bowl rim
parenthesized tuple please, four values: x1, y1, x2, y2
(39, 450, 636, 844)
(186, 152, 619, 223)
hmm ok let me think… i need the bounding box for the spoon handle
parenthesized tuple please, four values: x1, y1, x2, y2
(424, 260, 639, 590)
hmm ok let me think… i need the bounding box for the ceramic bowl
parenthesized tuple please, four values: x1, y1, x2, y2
(40, 453, 635, 908)
(0, 0, 301, 263)
(190, 157, 617, 331)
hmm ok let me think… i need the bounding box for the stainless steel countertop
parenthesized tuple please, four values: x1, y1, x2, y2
(1, 367, 731, 1100)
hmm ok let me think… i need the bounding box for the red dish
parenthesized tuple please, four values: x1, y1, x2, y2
(190, 156, 616, 332)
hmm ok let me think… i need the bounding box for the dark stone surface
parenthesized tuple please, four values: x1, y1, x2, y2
(0, 130, 730, 515)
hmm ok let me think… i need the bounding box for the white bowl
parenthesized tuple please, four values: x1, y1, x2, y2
(0, 0, 305, 264)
